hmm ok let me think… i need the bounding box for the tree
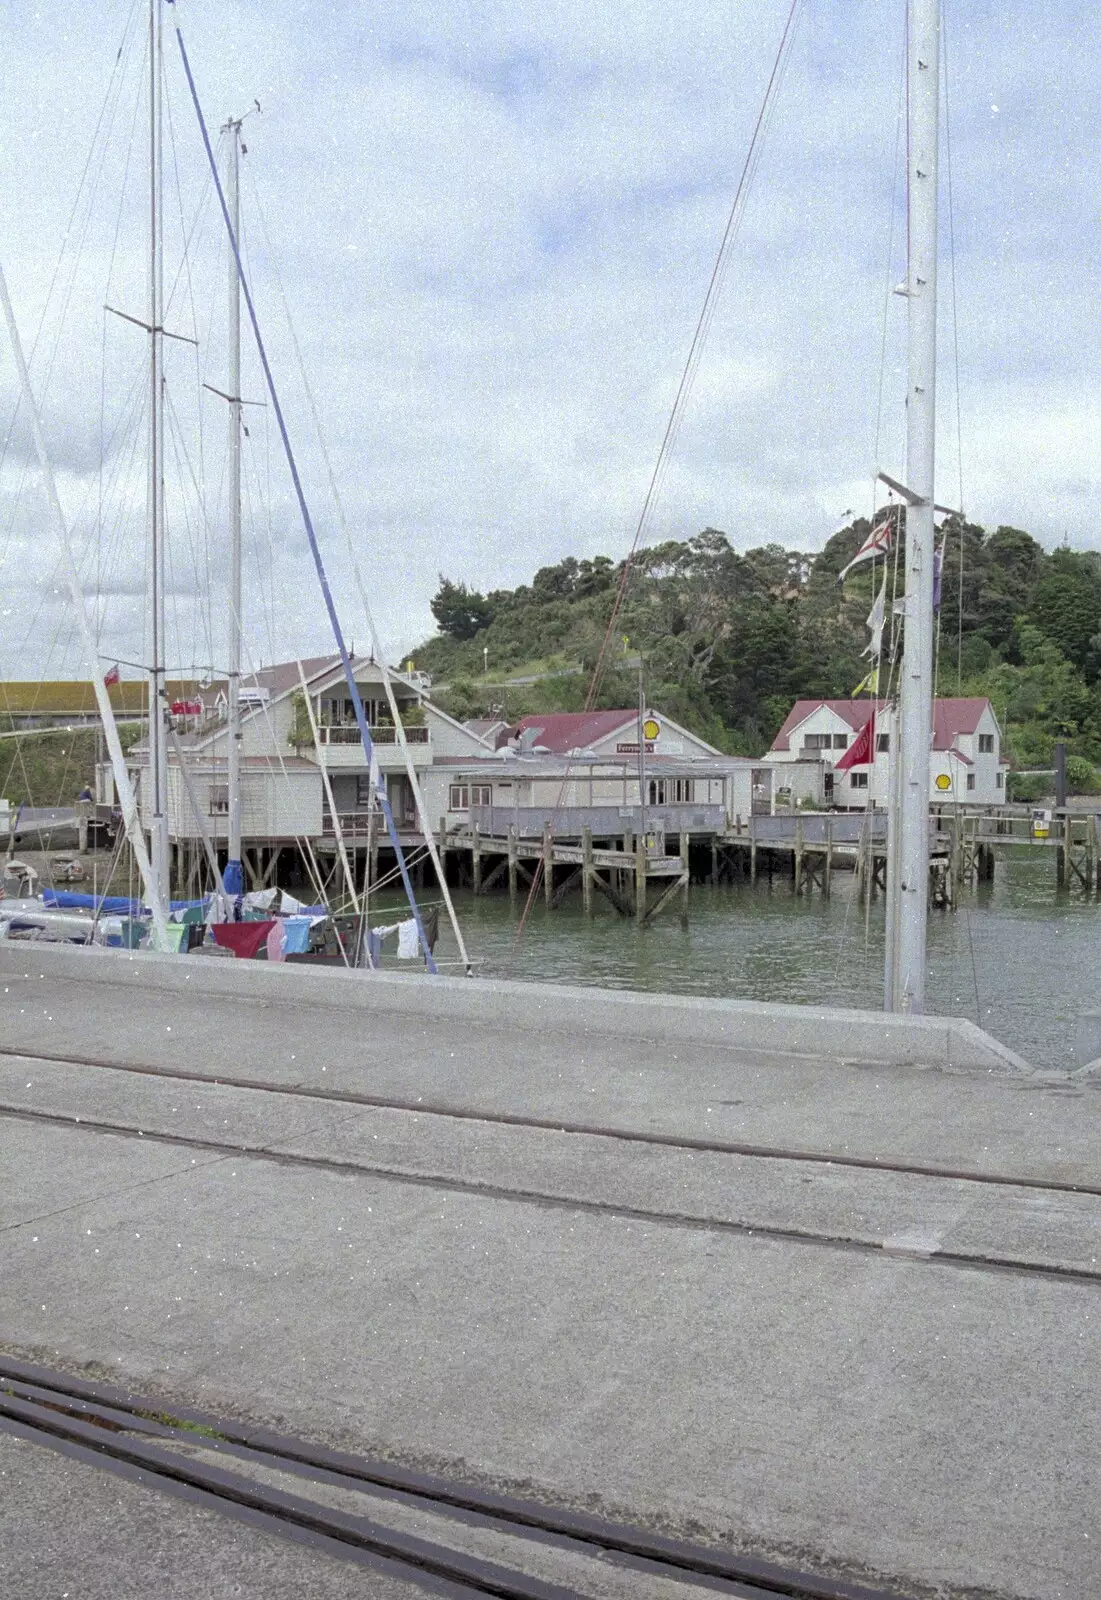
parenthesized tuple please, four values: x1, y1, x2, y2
(430, 577, 494, 641)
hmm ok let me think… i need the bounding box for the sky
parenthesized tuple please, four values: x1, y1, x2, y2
(0, 0, 1098, 681)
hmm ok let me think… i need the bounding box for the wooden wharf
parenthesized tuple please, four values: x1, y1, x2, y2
(117, 800, 1101, 915)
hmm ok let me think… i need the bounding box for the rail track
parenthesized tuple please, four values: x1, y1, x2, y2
(0, 1356, 912, 1600)
(1, 1042, 1096, 1197)
(2, 1051, 1100, 1286)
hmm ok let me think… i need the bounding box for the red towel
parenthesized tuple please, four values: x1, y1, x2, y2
(211, 920, 276, 960)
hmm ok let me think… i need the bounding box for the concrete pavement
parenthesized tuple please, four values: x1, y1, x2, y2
(1, 942, 1098, 1599)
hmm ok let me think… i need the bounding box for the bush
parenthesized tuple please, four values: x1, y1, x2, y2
(1006, 772, 1050, 803)
(1065, 755, 1099, 793)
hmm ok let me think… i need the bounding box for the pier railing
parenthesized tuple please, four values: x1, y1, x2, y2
(467, 803, 726, 839)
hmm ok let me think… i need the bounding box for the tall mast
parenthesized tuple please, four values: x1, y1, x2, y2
(886, 0, 940, 1011)
(223, 118, 244, 896)
(147, 0, 170, 901)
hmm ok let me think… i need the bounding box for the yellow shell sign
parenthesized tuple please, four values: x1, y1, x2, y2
(935, 773, 952, 791)
(642, 717, 661, 742)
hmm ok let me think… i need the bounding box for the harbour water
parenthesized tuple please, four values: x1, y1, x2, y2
(409, 849, 1099, 1071)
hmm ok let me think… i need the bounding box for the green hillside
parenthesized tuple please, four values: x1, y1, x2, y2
(413, 521, 1101, 775)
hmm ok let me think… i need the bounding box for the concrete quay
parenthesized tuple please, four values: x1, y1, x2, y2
(0, 941, 1098, 1599)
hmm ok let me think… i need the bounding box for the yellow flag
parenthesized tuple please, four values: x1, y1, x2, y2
(852, 667, 879, 697)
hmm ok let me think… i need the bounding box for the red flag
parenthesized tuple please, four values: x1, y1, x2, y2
(170, 699, 202, 716)
(103, 663, 120, 687)
(835, 713, 875, 770)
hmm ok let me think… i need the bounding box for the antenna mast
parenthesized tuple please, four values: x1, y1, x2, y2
(147, 0, 170, 902)
(886, 0, 940, 1011)
(224, 117, 244, 897)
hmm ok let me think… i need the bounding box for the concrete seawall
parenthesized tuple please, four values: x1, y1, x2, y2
(0, 939, 1033, 1075)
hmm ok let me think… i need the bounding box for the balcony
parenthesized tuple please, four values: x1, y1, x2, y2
(317, 724, 429, 746)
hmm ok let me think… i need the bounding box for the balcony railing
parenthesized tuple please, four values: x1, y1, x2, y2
(322, 809, 417, 837)
(317, 724, 429, 745)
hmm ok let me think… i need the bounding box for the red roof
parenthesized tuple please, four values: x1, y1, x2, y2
(771, 697, 994, 753)
(504, 710, 637, 754)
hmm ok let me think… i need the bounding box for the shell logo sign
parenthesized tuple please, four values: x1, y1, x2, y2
(935, 773, 952, 791)
(642, 717, 661, 742)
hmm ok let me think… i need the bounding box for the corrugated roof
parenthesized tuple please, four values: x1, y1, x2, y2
(504, 711, 637, 754)
(0, 680, 200, 716)
(770, 697, 995, 753)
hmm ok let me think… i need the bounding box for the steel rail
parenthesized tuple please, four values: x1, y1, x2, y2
(0, 1358, 909, 1600)
(0, 1042, 1096, 1199)
(3, 1100, 1099, 1286)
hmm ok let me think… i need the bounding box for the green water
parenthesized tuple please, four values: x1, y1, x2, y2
(386, 851, 1099, 1071)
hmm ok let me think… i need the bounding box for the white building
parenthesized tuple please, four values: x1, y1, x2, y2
(768, 697, 1009, 809)
(111, 655, 492, 850)
(430, 709, 773, 831)
(110, 671, 772, 864)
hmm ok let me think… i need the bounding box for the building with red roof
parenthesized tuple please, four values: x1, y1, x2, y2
(769, 697, 1008, 808)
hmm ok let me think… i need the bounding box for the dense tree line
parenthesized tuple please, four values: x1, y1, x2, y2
(415, 520, 1101, 769)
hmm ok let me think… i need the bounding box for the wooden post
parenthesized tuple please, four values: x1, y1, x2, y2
(680, 831, 690, 927)
(472, 822, 482, 894)
(367, 810, 379, 896)
(824, 818, 833, 898)
(508, 826, 518, 897)
(77, 801, 90, 856)
(582, 827, 594, 916)
(1057, 812, 1067, 887)
(710, 839, 718, 886)
(635, 835, 647, 923)
(793, 817, 804, 895)
(543, 821, 553, 905)
(749, 816, 757, 885)
(437, 816, 448, 885)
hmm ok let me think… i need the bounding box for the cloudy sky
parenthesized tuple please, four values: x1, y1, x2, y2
(0, 0, 1098, 680)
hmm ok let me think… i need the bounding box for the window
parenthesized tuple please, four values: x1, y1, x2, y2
(967, 773, 976, 791)
(648, 778, 666, 805)
(833, 734, 849, 749)
(449, 784, 469, 811)
(802, 733, 832, 751)
(850, 772, 869, 789)
(876, 733, 890, 752)
(978, 734, 994, 753)
(355, 776, 373, 809)
(996, 771, 1004, 789)
(471, 783, 492, 808)
(209, 784, 229, 816)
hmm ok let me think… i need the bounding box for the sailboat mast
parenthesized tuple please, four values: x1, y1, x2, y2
(147, 0, 170, 901)
(888, 0, 940, 1012)
(224, 118, 244, 895)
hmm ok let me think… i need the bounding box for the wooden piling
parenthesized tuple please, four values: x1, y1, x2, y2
(508, 827, 518, 897)
(582, 827, 594, 916)
(680, 831, 690, 928)
(824, 818, 833, 898)
(710, 840, 718, 886)
(793, 817, 804, 895)
(437, 816, 448, 885)
(635, 840, 647, 924)
(367, 810, 379, 895)
(543, 821, 554, 906)
(472, 823, 482, 894)
(749, 817, 757, 885)
(1057, 812, 1067, 887)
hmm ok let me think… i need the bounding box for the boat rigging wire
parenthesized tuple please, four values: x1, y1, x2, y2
(172, 19, 439, 974)
(241, 152, 474, 974)
(509, 0, 808, 954)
